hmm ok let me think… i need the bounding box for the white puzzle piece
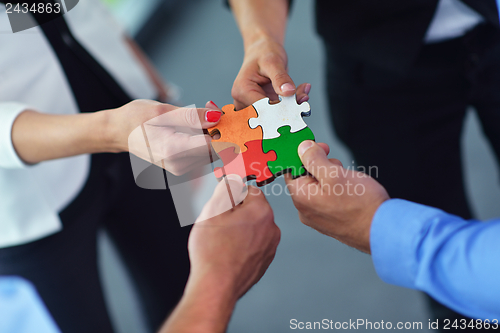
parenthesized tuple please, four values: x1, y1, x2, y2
(249, 94, 311, 140)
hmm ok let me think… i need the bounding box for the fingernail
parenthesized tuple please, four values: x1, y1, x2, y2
(280, 83, 295, 93)
(298, 140, 314, 156)
(298, 95, 309, 104)
(226, 174, 243, 183)
(208, 100, 219, 108)
(304, 83, 312, 95)
(206, 110, 222, 122)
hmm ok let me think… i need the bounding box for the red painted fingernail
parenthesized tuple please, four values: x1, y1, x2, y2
(208, 100, 219, 108)
(206, 110, 222, 122)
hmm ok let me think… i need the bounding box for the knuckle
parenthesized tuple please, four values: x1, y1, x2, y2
(330, 158, 343, 167)
(162, 161, 178, 176)
(163, 145, 175, 159)
(293, 199, 308, 212)
(152, 103, 166, 117)
(231, 85, 243, 101)
(169, 164, 184, 176)
(271, 221, 281, 236)
(250, 200, 271, 220)
(272, 71, 290, 83)
(262, 52, 285, 66)
(184, 109, 199, 127)
(273, 228, 281, 246)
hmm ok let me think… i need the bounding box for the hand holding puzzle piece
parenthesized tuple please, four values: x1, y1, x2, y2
(208, 95, 315, 186)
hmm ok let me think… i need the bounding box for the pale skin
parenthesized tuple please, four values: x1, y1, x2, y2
(11, 33, 278, 332)
(10, 35, 221, 174)
(11, 100, 221, 175)
(159, 175, 280, 333)
(229, 0, 310, 109)
(285, 141, 390, 253)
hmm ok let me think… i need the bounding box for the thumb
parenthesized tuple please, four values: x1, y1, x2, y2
(298, 141, 342, 182)
(147, 106, 222, 129)
(196, 174, 247, 223)
(260, 58, 296, 97)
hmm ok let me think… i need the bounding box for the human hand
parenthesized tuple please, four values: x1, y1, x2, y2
(188, 175, 280, 301)
(104, 99, 221, 175)
(284, 141, 390, 253)
(159, 177, 279, 332)
(231, 37, 311, 110)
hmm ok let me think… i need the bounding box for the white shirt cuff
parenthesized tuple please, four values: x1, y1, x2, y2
(0, 102, 30, 169)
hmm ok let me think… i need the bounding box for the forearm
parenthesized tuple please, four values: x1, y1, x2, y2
(229, 0, 289, 49)
(11, 109, 114, 164)
(371, 199, 500, 320)
(159, 272, 237, 333)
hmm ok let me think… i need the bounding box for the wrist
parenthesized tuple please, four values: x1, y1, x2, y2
(161, 269, 237, 333)
(344, 197, 388, 255)
(243, 30, 283, 53)
(94, 109, 122, 153)
(185, 267, 239, 321)
(185, 267, 239, 307)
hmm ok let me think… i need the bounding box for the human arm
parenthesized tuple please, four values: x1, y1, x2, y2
(8, 100, 221, 175)
(285, 140, 500, 320)
(372, 199, 500, 321)
(159, 175, 280, 332)
(228, 0, 310, 109)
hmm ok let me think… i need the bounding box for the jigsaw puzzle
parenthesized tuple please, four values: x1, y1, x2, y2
(213, 140, 277, 184)
(208, 94, 315, 186)
(209, 104, 262, 153)
(263, 126, 315, 178)
(249, 95, 311, 139)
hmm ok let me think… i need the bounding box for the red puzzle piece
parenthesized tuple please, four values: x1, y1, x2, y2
(214, 140, 277, 185)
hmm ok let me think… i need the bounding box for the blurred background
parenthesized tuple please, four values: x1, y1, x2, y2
(96, 1, 500, 332)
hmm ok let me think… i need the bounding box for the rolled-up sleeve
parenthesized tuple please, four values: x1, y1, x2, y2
(371, 199, 500, 320)
(0, 102, 30, 169)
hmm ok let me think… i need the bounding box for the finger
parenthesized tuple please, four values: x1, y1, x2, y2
(316, 142, 330, 155)
(146, 132, 212, 162)
(260, 56, 296, 97)
(161, 156, 209, 176)
(241, 185, 266, 205)
(196, 174, 246, 223)
(328, 158, 343, 167)
(205, 100, 220, 109)
(240, 186, 274, 226)
(297, 140, 338, 183)
(232, 81, 268, 110)
(284, 172, 317, 195)
(296, 83, 312, 105)
(147, 107, 222, 129)
(284, 173, 320, 211)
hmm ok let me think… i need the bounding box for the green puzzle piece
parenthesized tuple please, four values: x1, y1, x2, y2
(263, 126, 315, 178)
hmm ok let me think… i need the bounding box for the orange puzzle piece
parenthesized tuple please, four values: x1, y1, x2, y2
(211, 141, 241, 154)
(208, 104, 262, 153)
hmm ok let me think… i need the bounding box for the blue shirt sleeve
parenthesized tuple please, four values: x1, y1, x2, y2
(0, 277, 61, 333)
(371, 199, 500, 320)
